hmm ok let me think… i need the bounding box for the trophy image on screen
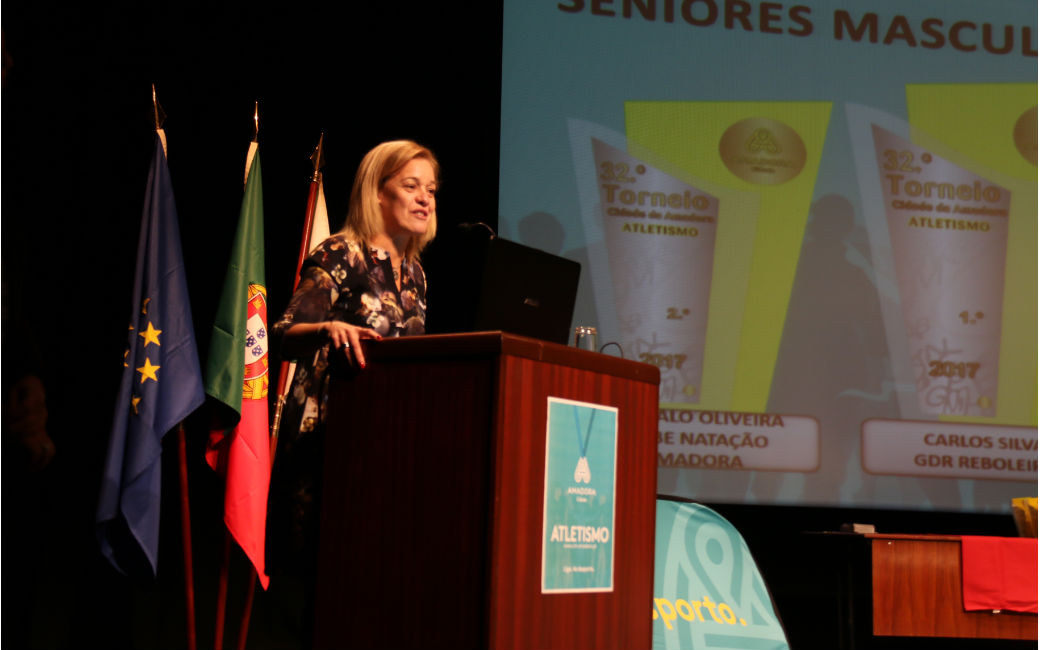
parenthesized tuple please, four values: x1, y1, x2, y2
(591, 138, 719, 404)
(870, 124, 1010, 417)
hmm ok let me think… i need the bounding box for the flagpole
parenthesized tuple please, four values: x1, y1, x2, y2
(270, 133, 325, 458)
(177, 423, 198, 650)
(234, 134, 326, 650)
(150, 85, 199, 650)
(214, 532, 231, 649)
(214, 102, 265, 650)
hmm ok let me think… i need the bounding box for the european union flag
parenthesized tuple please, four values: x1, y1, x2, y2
(96, 131, 205, 578)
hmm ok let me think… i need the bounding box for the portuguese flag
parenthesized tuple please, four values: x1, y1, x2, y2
(204, 142, 270, 588)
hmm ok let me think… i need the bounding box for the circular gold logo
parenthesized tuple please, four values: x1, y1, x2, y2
(1012, 106, 1037, 166)
(719, 118, 807, 185)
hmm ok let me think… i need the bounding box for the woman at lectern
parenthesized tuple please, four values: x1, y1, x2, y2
(266, 139, 439, 580)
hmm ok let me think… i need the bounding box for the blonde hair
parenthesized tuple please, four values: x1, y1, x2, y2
(340, 140, 439, 260)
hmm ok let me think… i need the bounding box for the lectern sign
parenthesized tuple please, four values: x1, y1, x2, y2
(541, 397, 618, 593)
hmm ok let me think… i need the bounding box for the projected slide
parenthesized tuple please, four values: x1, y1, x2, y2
(500, 0, 1037, 511)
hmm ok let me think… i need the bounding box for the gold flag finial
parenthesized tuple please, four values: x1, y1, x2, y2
(152, 84, 168, 156)
(244, 102, 259, 183)
(151, 83, 167, 130)
(310, 133, 325, 182)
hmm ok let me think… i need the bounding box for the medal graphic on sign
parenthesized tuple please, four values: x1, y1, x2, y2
(573, 408, 595, 484)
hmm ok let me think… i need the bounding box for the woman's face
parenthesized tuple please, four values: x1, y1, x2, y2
(378, 157, 436, 240)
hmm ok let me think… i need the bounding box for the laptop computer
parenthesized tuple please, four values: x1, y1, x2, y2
(425, 228, 580, 345)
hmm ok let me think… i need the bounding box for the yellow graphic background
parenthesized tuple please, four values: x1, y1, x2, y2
(906, 83, 1038, 426)
(626, 102, 832, 411)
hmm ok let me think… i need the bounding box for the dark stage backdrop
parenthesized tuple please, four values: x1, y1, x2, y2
(2, 3, 502, 648)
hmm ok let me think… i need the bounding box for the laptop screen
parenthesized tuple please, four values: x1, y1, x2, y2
(425, 229, 580, 345)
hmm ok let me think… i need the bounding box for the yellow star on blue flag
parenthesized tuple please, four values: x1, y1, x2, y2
(138, 321, 162, 347)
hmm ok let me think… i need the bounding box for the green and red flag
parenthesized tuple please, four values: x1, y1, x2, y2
(204, 141, 270, 588)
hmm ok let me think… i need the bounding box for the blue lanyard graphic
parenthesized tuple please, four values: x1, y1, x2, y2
(573, 406, 595, 458)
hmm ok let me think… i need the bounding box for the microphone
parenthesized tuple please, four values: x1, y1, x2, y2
(458, 222, 497, 239)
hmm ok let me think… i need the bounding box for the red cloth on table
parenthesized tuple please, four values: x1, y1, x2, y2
(961, 535, 1038, 613)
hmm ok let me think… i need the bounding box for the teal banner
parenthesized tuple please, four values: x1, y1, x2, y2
(542, 397, 618, 593)
(653, 500, 789, 649)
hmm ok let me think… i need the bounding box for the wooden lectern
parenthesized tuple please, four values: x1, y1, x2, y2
(311, 332, 660, 649)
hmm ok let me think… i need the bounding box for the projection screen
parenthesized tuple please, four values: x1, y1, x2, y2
(498, 0, 1038, 512)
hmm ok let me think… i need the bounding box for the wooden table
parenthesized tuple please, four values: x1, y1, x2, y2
(868, 533, 1037, 640)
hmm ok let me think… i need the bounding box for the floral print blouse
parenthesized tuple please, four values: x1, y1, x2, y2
(270, 234, 427, 446)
